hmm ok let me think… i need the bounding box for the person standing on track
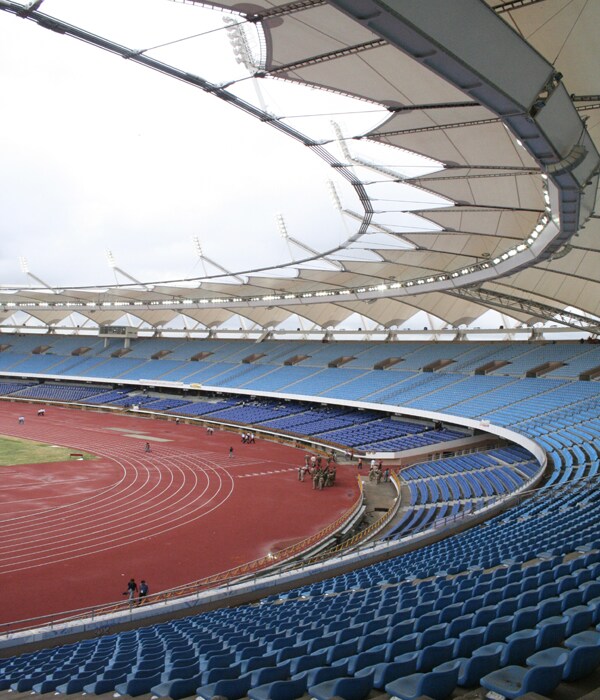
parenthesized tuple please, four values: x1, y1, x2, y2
(123, 578, 137, 603)
(144, 442, 151, 453)
(229, 446, 234, 459)
(138, 580, 149, 605)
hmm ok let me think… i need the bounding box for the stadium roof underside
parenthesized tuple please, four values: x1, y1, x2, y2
(0, 0, 599, 334)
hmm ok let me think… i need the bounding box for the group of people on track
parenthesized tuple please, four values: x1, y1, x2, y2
(298, 453, 337, 489)
(123, 578, 149, 606)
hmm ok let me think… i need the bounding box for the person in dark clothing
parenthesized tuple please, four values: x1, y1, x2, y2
(123, 578, 137, 602)
(138, 580, 149, 605)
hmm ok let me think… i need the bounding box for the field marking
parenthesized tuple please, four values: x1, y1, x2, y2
(0, 417, 237, 574)
(238, 468, 297, 478)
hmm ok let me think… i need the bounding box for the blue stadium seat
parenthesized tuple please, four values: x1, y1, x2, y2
(384, 659, 461, 700)
(481, 653, 567, 699)
(309, 672, 374, 700)
(527, 645, 600, 682)
(196, 675, 253, 700)
(355, 653, 419, 689)
(456, 642, 504, 688)
(248, 677, 307, 700)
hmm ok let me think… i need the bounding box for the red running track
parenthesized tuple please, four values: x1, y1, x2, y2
(0, 403, 360, 627)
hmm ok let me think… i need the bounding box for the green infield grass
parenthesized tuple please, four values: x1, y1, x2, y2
(0, 435, 96, 466)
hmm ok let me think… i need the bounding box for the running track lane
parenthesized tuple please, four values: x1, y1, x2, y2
(0, 403, 359, 627)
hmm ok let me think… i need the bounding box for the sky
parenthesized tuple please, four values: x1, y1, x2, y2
(0, 0, 447, 291)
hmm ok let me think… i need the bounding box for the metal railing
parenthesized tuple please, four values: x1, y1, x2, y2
(0, 480, 364, 638)
(300, 472, 400, 564)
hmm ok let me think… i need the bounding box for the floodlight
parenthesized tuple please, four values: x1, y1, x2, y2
(192, 236, 203, 257)
(276, 214, 288, 239)
(327, 180, 343, 212)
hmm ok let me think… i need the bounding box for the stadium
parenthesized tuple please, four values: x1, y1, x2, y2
(1, 0, 600, 699)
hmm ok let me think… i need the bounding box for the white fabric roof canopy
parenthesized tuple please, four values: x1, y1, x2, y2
(0, 0, 598, 333)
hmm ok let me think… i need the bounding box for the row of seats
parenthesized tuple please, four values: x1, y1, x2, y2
(4, 552, 600, 698)
(1, 338, 598, 374)
(0, 380, 474, 454)
(2, 338, 600, 396)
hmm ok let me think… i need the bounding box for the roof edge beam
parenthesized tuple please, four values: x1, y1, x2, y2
(327, 0, 600, 257)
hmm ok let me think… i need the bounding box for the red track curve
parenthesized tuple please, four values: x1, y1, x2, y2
(0, 403, 360, 627)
